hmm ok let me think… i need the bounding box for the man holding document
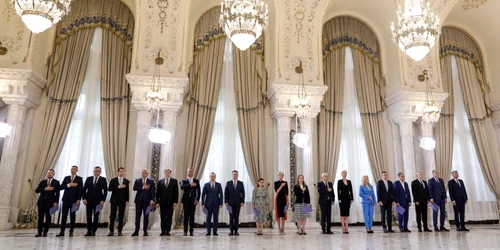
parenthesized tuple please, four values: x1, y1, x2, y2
(225, 170, 245, 236)
(35, 169, 60, 237)
(83, 166, 108, 236)
(201, 172, 223, 236)
(393, 172, 411, 232)
(132, 169, 155, 236)
(57, 166, 83, 237)
(428, 170, 449, 232)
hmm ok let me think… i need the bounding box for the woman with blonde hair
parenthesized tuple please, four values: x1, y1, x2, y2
(359, 175, 376, 233)
(274, 172, 288, 234)
(337, 170, 353, 234)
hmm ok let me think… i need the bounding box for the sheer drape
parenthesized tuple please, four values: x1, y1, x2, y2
(52, 29, 110, 223)
(332, 47, 375, 223)
(449, 56, 498, 220)
(194, 40, 255, 224)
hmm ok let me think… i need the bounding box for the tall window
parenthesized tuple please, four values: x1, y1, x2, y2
(53, 28, 107, 223)
(450, 56, 497, 220)
(195, 39, 254, 223)
(332, 47, 375, 223)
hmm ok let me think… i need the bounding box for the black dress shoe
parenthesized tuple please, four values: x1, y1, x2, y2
(144, 232, 149, 236)
(234, 231, 240, 236)
(418, 229, 423, 232)
(404, 229, 412, 233)
(69, 232, 74, 237)
(229, 231, 234, 236)
(462, 227, 470, 231)
(107, 232, 114, 236)
(118, 232, 124, 236)
(326, 230, 333, 234)
(213, 233, 219, 236)
(91, 232, 96, 236)
(457, 228, 463, 231)
(440, 227, 449, 231)
(160, 232, 166, 236)
(166, 232, 171, 236)
(388, 229, 395, 233)
(84, 232, 92, 236)
(35, 234, 42, 237)
(42, 233, 48, 237)
(424, 228, 433, 232)
(205, 233, 211, 236)
(383, 229, 388, 233)
(189, 231, 194, 236)
(322, 231, 327, 234)
(56, 232, 64, 237)
(183, 232, 187, 236)
(131, 232, 139, 236)
(434, 227, 440, 232)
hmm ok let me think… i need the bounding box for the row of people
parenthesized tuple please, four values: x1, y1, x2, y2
(35, 166, 468, 237)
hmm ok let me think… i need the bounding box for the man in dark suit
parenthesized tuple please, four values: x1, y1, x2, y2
(448, 170, 469, 231)
(317, 173, 335, 234)
(35, 169, 60, 237)
(156, 169, 179, 236)
(394, 172, 411, 232)
(56, 165, 83, 237)
(428, 170, 449, 231)
(411, 171, 432, 232)
(132, 169, 155, 236)
(376, 171, 395, 233)
(202, 172, 223, 236)
(225, 170, 245, 236)
(107, 167, 130, 236)
(83, 166, 108, 236)
(181, 167, 200, 236)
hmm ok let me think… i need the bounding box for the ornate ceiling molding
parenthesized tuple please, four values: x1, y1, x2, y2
(267, 82, 328, 119)
(126, 74, 188, 111)
(385, 90, 449, 124)
(0, 68, 45, 108)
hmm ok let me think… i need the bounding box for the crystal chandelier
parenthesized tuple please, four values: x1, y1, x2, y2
(391, 0, 440, 61)
(463, 0, 487, 10)
(220, 0, 269, 51)
(11, 0, 72, 34)
(294, 61, 310, 119)
(419, 70, 440, 124)
(146, 51, 164, 111)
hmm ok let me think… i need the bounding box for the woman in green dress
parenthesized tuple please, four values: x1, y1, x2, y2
(252, 178, 269, 235)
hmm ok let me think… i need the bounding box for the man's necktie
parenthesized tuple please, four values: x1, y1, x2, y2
(384, 181, 388, 191)
(456, 179, 461, 187)
(435, 178, 439, 183)
(71, 176, 74, 183)
(166, 178, 169, 187)
(420, 180, 424, 189)
(212, 182, 215, 189)
(233, 181, 237, 190)
(401, 182, 405, 190)
(119, 178, 122, 185)
(47, 179, 51, 186)
(93, 177, 97, 186)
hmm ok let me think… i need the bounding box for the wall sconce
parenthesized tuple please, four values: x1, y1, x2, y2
(0, 41, 7, 56)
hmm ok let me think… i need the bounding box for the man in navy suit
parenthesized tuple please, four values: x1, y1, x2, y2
(317, 173, 335, 234)
(83, 166, 108, 236)
(35, 169, 60, 237)
(202, 172, 223, 236)
(156, 169, 179, 236)
(225, 170, 245, 236)
(132, 169, 155, 236)
(107, 167, 130, 236)
(181, 168, 200, 236)
(377, 171, 395, 233)
(448, 170, 469, 231)
(57, 165, 83, 237)
(428, 170, 449, 231)
(393, 172, 411, 232)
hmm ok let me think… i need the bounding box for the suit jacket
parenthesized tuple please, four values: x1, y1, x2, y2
(36, 178, 61, 206)
(376, 179, 394, 204)
(133, 178, 155, 205)
(393, 181, 411, 206)
(83, 176, 108, 204)
(181, 178, 201, 204)
(428, 177, 447, 202)
(359, 185, 376, 204)
(411, 179, 429, 203)
(317, 181, 335, 205)
(202, 182, 223, 208)
(156, 178, 179, 205)
(448, 178, 468, 203)
(294, 185, 311, 204)
(60, 175, 83, 204)
(225, 180, 245, 205)
(108, 177, 130, 205)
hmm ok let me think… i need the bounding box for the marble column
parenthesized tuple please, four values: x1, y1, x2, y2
(0, 104, 27, 230)
(275, 115, 291, 219)
(124, 110, 152, 230)
(160, 110, 177, 175)
(420, 121, 436, 176)
(299, 116, 316, 216)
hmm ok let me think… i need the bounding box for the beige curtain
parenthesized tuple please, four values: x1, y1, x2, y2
(435, 56, 454, 181)
(352, 49, 387, 181)
(439, 27, 500, 201)
(100, 3, 134, 179)
(33, 0, 134, 184)
(233, 37, 266, 187)
(183, 7, 226, 180)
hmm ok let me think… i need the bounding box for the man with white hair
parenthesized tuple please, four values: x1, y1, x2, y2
(317, 173, 335, 234)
